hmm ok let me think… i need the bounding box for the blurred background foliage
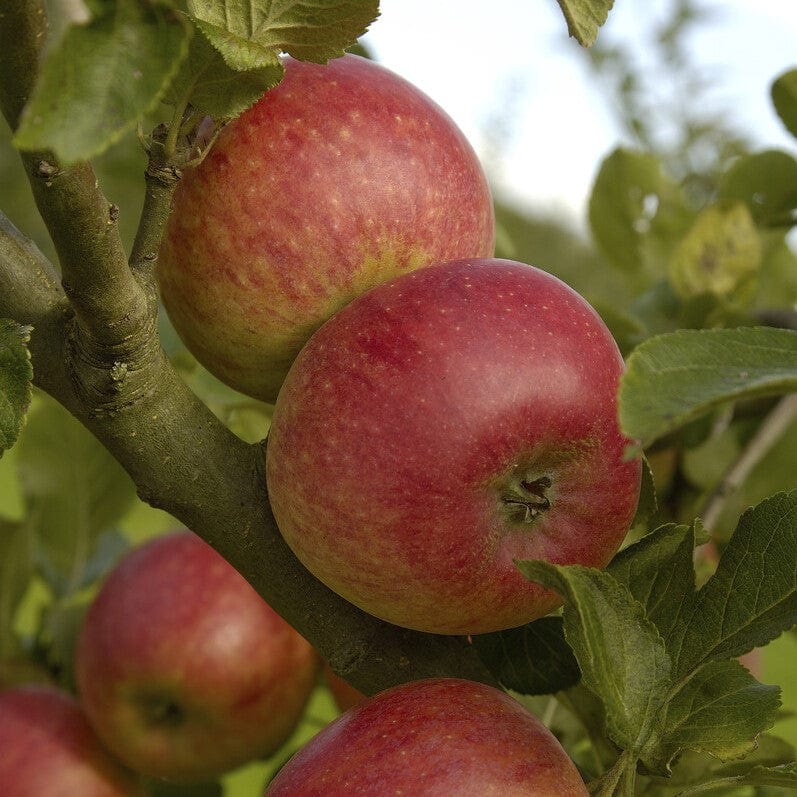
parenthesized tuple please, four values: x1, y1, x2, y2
(1, 0, 796, 794)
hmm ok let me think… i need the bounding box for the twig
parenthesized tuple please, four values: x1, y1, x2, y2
(700, 393, 797, 533)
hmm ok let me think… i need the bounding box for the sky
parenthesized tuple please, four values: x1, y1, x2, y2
(361, 1, 797, 230)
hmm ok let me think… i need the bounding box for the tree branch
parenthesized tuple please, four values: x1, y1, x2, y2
(700, 393, 797, 534)
(0, 1, 497, 695)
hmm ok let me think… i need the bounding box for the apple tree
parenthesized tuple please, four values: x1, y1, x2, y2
(1, 0, 796, 795)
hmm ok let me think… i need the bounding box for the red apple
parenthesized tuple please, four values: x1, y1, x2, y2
(157, 53, 495, 403)
(0, 685, 145, 797)
(264, 678, 588, 796)
(74, 530, 319, 782)
(266, 258, 642, 635)
(323, 663, 366, 712)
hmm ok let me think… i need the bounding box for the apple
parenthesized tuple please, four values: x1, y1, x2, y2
(157, 53, 495, 403)
(323, 663, 365, 712)
(74, 530, 319, 782)
(266, 258, 642, 635)
(0, 684, 145, 797)
(264, 678, 588, 796)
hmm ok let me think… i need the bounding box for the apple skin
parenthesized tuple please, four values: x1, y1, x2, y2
(266, 258, 642, 635)
(74, 530, 319, 782)
(0, 685, 146, 797)
(157, 53, 495, 403)
(264, 678, 588, 796)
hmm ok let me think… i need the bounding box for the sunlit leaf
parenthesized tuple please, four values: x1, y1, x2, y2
(668, 202, 761, 304)
(186, 0, 379, 64)
(555, 0, 614, 47)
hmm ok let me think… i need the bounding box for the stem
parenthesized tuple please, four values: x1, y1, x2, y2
(700, 393, 797, 534)
(129, 132, 181, 278)
(588, 750, 637, 797)
(0, 0, 498, 697)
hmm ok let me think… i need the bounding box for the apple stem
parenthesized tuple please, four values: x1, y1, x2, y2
(501, 475, 552, 524)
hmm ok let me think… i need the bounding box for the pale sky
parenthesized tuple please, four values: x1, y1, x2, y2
(363, 1, 797, 229)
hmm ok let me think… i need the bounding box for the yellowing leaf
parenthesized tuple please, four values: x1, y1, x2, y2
(668, 202, 762, 304)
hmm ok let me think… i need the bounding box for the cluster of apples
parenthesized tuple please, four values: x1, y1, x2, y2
(1, 54, 641, 794)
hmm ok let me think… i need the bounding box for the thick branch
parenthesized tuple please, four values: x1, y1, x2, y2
(0, 220, 495, 697)
(1, 0, 150, 349)
(0, 0, 496, 695)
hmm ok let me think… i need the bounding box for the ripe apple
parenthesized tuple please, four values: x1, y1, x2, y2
(264, 678, 588, 796)
(323, 663, 365, 712)
(0, 685, 145, 797)
(157, 53, 495, 403)
(74, 530, 319, 782)
(266, 258, 642, 635)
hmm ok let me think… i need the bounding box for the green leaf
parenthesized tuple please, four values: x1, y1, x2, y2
(733, 761, 797, 787)
(668, 203, 761, 304)
(641, 659, 781, 773)
(0, 320, 33, 456)
(192, 18, 281, 71)
(771, 69, 797, 139)
(718, 150, 797, 226)
(671, 491, 797, 680)
(471, 616, 580, 696)
(656, 734, 796, 794)
(619, 326, 797, 448)
(165, 21, 283, 120)
(607, 523, 698, 646)
(516, 560, 671, 750)
(15, 397, 137, 597)
(13, 0, 191, 164)
(588, 148, 689, 281)
(186, 0, 380, 64)
(555, 0, 615, 47)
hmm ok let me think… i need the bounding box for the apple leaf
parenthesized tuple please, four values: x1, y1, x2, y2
(670, 490, 797, 680)
(718, 149, 797, 225)
(192, 18, 282, 71)
(619, 326, 797, 449)
(607, 523, 699, 645)
(516, 560, 671, 751)
(640, 659, 781, 774)
(668, 202, 761, 304)
(164, 20, 284, 120)
(15, 396, 137, 598)
(658, 734, 796, 794)
(13, 0, 190, 164)
(0, 320, 32, 457)
(555, 0, 614, 47)
(186, 0, 380, 64)
(772, 69, 797, 139)
(471, 616, 580, 696)
(588, 147, 685, 275)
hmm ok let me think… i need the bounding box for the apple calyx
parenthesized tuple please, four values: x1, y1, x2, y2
(139, 693, 185, 728)
(500, 474, 553, 524)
